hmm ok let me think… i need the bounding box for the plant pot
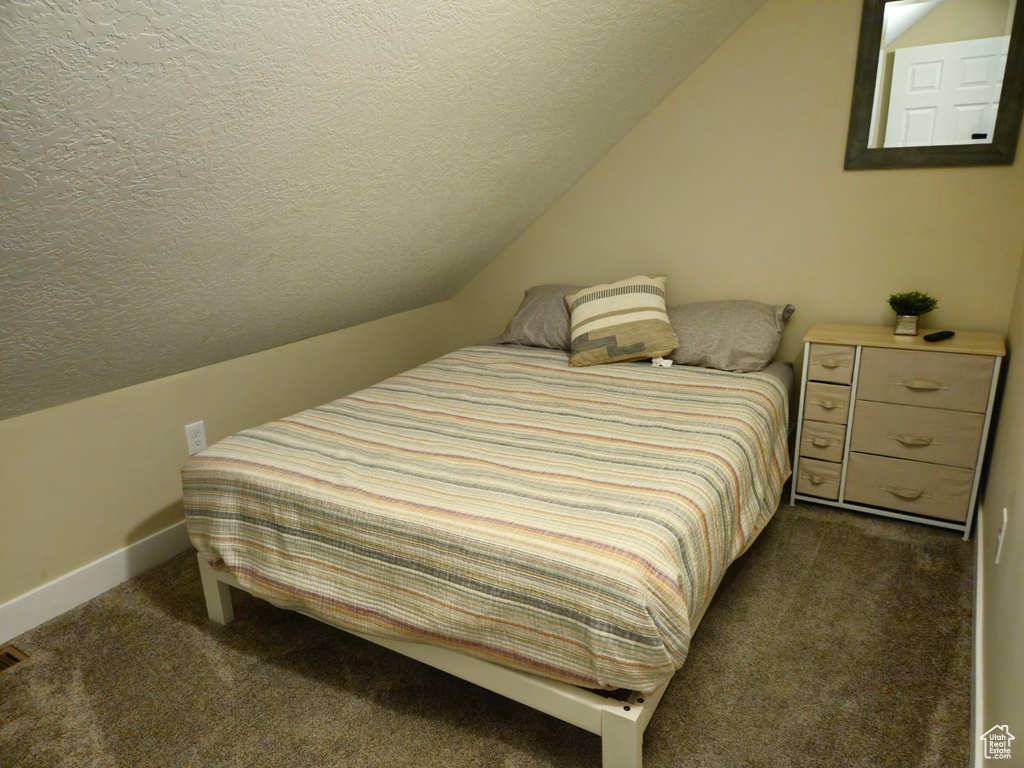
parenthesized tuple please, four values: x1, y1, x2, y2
(894, 315, 919, 336)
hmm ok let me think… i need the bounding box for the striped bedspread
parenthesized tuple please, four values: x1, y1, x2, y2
(183, 345, 790, 692)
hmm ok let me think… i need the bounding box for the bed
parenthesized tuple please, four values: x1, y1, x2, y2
(183, 344, 791, 767)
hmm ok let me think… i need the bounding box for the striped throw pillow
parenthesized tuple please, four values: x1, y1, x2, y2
(565, 275, 679, 367)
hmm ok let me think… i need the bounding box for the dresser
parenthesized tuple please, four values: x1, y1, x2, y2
(790, 324, 1005, 539)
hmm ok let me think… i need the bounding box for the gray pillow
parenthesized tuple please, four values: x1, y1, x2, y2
(668, 301, 795, 372)
(498, 284, 582, 351)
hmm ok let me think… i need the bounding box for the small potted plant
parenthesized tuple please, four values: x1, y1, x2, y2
(888, 291, 938, 336)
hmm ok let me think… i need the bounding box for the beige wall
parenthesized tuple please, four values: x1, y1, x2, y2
(980, 253, 1024, 742)
(450, 0, 1024, 364)
(0, 302, 455, 605)
(891, 0, 1011, 50)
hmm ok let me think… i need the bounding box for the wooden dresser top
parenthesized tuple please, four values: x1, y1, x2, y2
(803, 323, 1005, 357)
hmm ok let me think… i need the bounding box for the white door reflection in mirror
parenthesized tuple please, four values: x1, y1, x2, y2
(868, 0, 1017, 148)
(884, 36, 1009, 146)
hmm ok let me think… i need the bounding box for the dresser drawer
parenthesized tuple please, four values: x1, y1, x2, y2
(796, 457, 842, 500)
(857, 348, 994, 413)
(808, 344, 855, 385)
(800, 421, 846, 463)
(850, 401, 984, 469)
(844, 453, 974, 522)
(803, 382, 851, 424)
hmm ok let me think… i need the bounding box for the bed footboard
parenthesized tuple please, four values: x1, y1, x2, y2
(194, 553, 671, 767)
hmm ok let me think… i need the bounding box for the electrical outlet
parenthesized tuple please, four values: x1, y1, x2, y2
(994, 507, 1008, 565)
(185, 421, 207, 456)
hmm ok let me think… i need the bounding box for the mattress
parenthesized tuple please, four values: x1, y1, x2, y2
(183, 345, 790, 692)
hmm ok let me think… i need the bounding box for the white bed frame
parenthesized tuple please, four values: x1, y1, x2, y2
(198, 554, 719, 768)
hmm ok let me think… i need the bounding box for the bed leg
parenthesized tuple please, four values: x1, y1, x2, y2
(197, 553, 234, 625)
(601, 704, 642, 768)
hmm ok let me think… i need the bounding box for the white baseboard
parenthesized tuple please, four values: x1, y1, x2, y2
(0, 521, 191, 644)
(972, 504, 985, 768)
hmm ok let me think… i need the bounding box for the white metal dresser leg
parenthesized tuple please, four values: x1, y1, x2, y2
(601, 704, 643, 768)
(197, 553, 234, 625)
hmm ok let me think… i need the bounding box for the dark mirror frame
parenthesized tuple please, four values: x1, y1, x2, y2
(845, 0, 1024, 170)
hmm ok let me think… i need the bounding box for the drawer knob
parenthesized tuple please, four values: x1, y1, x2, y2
(897, 379, 948, 392)
(817, 399, 841, 410)
(819, 358, 842, 369)
(810, 437, 832, 448)
(891, 434, 934, 447)
(806, 474, 829, 485)
(881, 484, 927, 501)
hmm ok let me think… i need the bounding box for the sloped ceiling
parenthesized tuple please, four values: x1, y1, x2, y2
(0, 0, 767, 420)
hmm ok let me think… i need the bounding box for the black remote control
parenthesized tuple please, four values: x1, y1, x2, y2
(923, 330, 955, 342)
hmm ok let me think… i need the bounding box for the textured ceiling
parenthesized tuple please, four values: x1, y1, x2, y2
(1, 0, 766, 420)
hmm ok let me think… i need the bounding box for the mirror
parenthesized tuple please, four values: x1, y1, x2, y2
(845, 0, 1024, 169)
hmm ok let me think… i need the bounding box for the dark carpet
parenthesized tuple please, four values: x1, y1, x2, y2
(0, 503, 974, 767)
